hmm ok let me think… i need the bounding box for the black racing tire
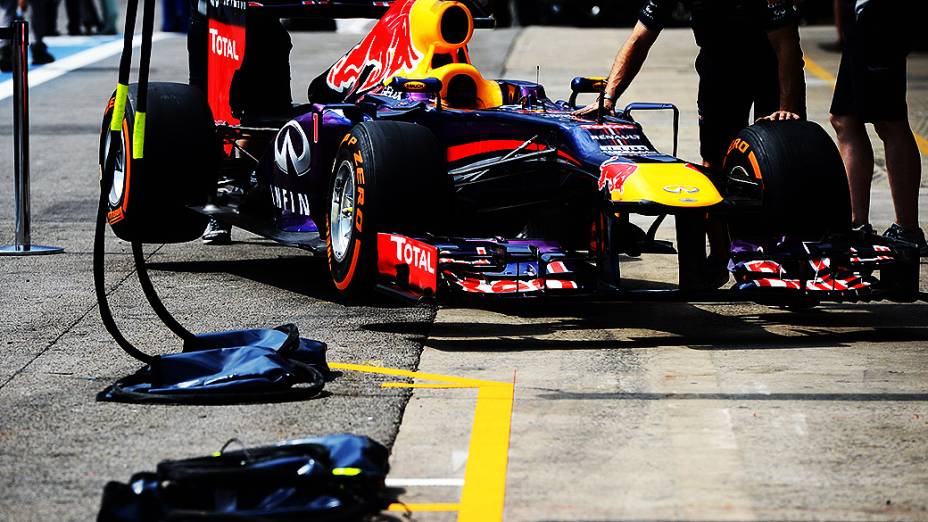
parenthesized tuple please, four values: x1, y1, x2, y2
(100, 82, 218, 243)
(325, 121, 445, 298)
(723, 120, 851, 239)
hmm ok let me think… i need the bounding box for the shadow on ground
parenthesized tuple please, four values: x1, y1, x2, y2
(146, 255, 419, 308)
(367, 301, 928, 352)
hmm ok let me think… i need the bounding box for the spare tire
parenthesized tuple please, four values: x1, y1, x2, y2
(723, 120, 850, 238)
(100, 82, 218, 243)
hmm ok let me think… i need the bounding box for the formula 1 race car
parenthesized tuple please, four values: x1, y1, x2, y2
(99, 0, 923, 306)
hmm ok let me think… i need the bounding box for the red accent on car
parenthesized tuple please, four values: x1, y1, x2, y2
(377, 233, 438, 294)
(207, 18, 245, 129)
(446, 140, 580, 165)
(597, 158, 638, 192)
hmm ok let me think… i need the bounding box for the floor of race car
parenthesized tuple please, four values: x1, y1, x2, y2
(0, 19, 926, 522)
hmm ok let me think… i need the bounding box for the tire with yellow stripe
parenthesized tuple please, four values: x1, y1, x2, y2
(325, 121, 444, 298)
(723, 120, 850, 238)
(99, 82, 217, 243)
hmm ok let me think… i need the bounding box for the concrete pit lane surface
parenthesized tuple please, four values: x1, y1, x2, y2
(0, 18, 927, 522)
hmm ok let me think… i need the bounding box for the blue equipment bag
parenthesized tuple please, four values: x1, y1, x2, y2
(97, 324, 330, 404)
(97, 434, 393, 521)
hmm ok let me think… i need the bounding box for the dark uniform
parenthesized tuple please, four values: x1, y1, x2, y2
(638, 0, 802, 166)
(830, 0, 911, 123)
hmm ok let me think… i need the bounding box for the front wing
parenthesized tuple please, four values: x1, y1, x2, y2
(375, 232, 925, 304)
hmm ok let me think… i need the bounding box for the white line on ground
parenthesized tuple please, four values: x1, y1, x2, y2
(0, 32, 175, 102)
(385, 478, 465, 487)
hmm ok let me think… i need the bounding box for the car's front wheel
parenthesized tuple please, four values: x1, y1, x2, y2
(325, 121, 445, 298)
(723, 120, 851, 239)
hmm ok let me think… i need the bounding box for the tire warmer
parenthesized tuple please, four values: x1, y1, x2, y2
(95, 0, 328, 404)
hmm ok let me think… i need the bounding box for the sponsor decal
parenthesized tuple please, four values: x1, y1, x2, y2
(597, 157, 638, 192)
(208, 27, 240, 60)
(600, 145, 652, 156)
(325, 0, 422, 96)
(377, 234, 438, 293)
(274, 121, 312, 176)
(208, 0, 246, 10)
(587, 133, 642, 141)
(662, 185, 699, 194)
(581, 124, 653, 155)
(377, 85, 405, 100)
(270, 184, 311, 216)
(404, 81, 426, 90)
(580, 124, 637, 130)
(727, 137, 750, 155)
(207, 19, 245, 128)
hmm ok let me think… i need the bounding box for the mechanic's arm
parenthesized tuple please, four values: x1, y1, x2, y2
(573, 21, 659, 118)
(761, 24, 807, 121)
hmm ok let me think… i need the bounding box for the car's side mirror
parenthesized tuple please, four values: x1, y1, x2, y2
(568, 76, 606, 108)
(622, 102, 680, 157)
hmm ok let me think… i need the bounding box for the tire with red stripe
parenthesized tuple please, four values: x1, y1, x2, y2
(325, 121, 445, 298)
(723, 120, 850, 238)
(99, 83, 217, 243)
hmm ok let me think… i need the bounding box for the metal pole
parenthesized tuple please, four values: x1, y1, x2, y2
(0, 19, 63, 256)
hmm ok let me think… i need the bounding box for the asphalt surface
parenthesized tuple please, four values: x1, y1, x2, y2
(0, 25, 513, 520)
(0, 17, 926, 522)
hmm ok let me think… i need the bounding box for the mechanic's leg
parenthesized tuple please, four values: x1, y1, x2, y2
(47, 0, 61, 35)
(830, 113, 874, 226)
(698, 115, 731, 281)
(874, 119, 921, 230)
(695, 50, 753, 288)
(0, 0, 14, 72)
(29, 0, 56, 64)
(64, 0, 81, 35)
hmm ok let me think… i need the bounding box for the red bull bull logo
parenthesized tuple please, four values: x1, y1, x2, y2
(325, 0, 423, 95)
(597, 158, 638, 192)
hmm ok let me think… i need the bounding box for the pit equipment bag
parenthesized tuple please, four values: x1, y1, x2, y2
(97, 324, 330, 404)
(97, 434, 392, 521)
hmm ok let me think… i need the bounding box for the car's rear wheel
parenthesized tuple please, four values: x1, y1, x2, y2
(100, 82, 218, 243)
(723, 120, 851, 239)
(325, 121, 445, 298)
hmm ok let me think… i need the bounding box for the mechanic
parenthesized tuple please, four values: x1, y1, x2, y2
(829, 0, 927, 254)
(1, 0, 56, 72)
(574, 0, 807, 285)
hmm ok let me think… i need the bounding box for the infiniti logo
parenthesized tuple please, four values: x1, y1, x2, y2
(663, 185, 699, 194)
(274, 121, 312, 177)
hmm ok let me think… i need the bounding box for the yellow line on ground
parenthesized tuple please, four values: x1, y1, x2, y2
(804, 56, 836, 84)
(457, 381, 515, 522)
(381, 383, 477, 389)
(915, 133, 928, 156)
(332, 362, 516, 522)
(388, 503, 461, 512)
(804, 55, 928, 156)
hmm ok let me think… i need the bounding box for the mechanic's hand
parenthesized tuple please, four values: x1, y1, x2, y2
(573, 97, 615, 119)
(758, 110, 801, 122)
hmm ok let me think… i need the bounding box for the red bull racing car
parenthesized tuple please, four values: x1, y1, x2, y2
(99, 0, 923, 306)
